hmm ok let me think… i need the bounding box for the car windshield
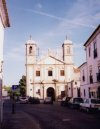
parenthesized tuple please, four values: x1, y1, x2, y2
(20, 97, 28, 100)
(22, 97, 27, 99)
(45, 97, 51, 100)
(74, 98, 83, 103)
(91, 99, 100, 104)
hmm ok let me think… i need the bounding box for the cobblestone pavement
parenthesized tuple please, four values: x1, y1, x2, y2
(2, 101, 41, 129)
(2, 100, 100, 129)
(22, 104, 100, 129)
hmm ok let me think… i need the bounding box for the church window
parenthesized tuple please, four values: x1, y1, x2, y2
(60, 70, 64, 76)
(67, 46, 70, 54)
(48, 70, 52, 76)
(93, 41, 97, 58)
(36, 71, 40, 76)
(84, 89, 86, 97)
(75, 82, 77, 85)
(29, 46, 32, 54)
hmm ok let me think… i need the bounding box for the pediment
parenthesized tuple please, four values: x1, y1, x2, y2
(37, 55, 65, 65)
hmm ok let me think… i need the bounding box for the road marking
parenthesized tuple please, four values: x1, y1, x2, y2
(62, 118, 71, 122)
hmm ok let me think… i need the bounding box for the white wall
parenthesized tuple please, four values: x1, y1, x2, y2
(86, 33, 100, 83)
(80, 63, 89, 98)
(80, 27, 100, 99)
(0, 18, 4, 62)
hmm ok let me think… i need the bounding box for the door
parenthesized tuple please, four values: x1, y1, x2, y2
(47, 87, 55, 101)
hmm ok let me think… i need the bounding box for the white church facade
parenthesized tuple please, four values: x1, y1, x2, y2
(25, 38, 80, 100)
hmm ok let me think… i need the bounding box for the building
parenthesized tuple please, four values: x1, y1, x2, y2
(79, 25, 100, 99)
(0, 0, 10, 125)
(0, 0, 10, 68)
(67, 68, 80, 98)
(0, 0, 10, 98)
(26, 37, 80, 100)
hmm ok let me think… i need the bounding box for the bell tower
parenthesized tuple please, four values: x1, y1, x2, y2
(26, 37, 37, 97)
(26, 37, 37, 65)
(62, 37, 73, 64)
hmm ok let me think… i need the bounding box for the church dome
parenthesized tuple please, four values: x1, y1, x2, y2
(26, 36, 36, 44)
(27, 39, 36, 44)
(63, 39, 72, 44)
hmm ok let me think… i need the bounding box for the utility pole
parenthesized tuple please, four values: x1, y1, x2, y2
(12, 92, 16, 114)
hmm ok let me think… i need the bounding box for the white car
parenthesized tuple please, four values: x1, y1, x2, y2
(44, 97, 53, 104)
(80, 98, 100, 112)
(19, 96, 29, 104)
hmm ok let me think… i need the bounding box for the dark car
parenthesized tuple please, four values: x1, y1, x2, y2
(61, 97, 71, 106)
(28, 97, 40, 104)
(68, 97, 83, 109)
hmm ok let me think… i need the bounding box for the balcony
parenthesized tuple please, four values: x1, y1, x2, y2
(89, 75, 93, 84)
(94, 49, 97, 58)
(97, 72, 100, 82)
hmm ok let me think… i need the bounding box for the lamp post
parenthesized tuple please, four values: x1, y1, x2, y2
(42, 85, 44, 100)
(0, 61, 3, 127)
(40, 81, 44, 100)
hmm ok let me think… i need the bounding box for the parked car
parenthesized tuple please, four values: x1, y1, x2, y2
(28, 97, 40, 104)
(80, 98, 100, 113)
(68, 97, 83, 109)
(44, 97, 53, 104)
(39, 99, 44, 104)
(61, 97, 71, 106)
(19, 96, 29, 104)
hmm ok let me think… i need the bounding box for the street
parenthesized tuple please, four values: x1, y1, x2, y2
(3, 100, 100, 129)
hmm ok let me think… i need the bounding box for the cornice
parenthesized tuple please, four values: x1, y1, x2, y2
(0, 0, 10, 27)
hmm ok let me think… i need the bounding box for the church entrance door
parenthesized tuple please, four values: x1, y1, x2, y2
(47, 87, 55, 101)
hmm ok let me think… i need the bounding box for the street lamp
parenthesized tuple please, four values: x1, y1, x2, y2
(40, 81, 44, 100)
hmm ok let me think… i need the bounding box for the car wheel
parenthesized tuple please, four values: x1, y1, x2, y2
(80, 106, 82, 111)
(86, 108, 90, 113)
(70, 104, 73, 109)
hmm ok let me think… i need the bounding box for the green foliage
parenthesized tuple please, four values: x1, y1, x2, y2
(3, 85, 11, 91)
(19, 75, 26, 96)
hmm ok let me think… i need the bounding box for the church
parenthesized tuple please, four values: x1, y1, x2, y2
(25, 37, 80, 101)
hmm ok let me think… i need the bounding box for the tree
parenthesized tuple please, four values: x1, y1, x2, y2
(19, 75, 26, 96)
(3, 85, 11, 91)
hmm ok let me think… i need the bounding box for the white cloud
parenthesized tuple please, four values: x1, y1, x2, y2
(25, 9, 96, 28)
(34, 3, 42, 10)
(94, 12, 100, 20)
(21, 0, 100, 41)
(65, 0, 100, 26)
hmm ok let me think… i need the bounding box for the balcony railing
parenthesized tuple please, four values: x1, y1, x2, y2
(97, 72, 100, 82)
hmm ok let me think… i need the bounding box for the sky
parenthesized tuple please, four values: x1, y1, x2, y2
(3, 0, 100, 86)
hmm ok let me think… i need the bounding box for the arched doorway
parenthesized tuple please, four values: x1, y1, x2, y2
(47, 87, 55, 101)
